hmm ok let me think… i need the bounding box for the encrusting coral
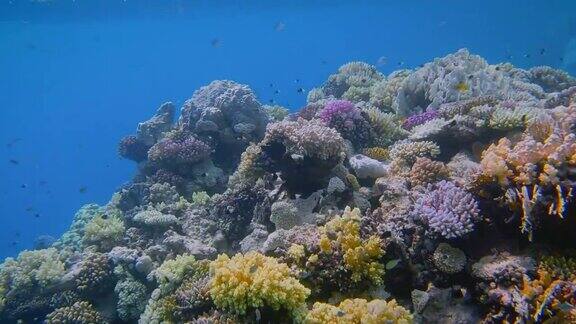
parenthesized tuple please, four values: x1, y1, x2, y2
(2, 49, 576, 323)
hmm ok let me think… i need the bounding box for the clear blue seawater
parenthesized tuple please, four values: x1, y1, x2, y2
(0, 0, 575, 259)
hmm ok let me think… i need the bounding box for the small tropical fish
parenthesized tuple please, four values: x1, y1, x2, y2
(269, 83, 274, 87)
(79, 186, 88, 193)
(6, 138, 22, 148)
(34, 213, 40, 218)
(386, 259, 400, 270)
(523, 53, 531, 58)
(211, 38, 221, 48)
(321, 60, 327, 65)
(20, 184, 27, 189)
(274, 21, 286, 32)
(9, 159, 19, 165)
(25, 206, 34, 212)
(274, 90, 280, 94)
(269, 99, 275, 104)
(558, 302, 575, 312)
(297, 87, 305, 93)
(294, 79, 300, 83)
(377, 56, 387, 67)
(455, 82, 469, 93)
(397, 61, 405, 66)
(539, 48, 546, 55)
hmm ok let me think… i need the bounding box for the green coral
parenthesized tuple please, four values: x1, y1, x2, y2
(0, 248, 65, 302)
(114, 271, 148, 321)
(264, 104, 290, 122)
(209, 251, 310, 317)
(82, 214, 125, 252)
(191, 191, 211, 206)
(140, 255, 209, 324)
(53, 204, 103, 253)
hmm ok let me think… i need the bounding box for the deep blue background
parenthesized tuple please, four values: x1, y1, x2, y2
(1, 0, 575, 259)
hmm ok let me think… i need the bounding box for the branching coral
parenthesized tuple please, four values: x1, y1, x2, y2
(209, 251, 310, 317)
(409, 157, 448, 187)
(318, 207, 385, 285)
(322, 61, 384, 98)
(0, 248, 65, 302)
(305, 298, 413, 324)
(82, 214, 125, 252)
(412, 180, 480, 239)
(46, 301, 106, 324)
(148, 130, 212, 167)
(115, 272, 148, 321)
(479, 105, 576, 239)
(263, 118, 345, 161)
(133, 209, 179, 228)
(363, 106, 408, 147)
(317, 100, 373, 147)
(75, 253, 113, 294)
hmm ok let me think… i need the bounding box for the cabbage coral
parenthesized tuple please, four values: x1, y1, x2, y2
(209, 251, 310, 317)
(305, 298, 413, 324)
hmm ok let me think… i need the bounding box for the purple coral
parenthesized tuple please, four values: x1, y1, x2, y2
(317, 100, 371, 147)
(318, 99, 361, 125)
(148, 131, 211, 166)
(118, 135, 150, 162)
(413, 180, 480, 239)
(402, 110, 440, 130)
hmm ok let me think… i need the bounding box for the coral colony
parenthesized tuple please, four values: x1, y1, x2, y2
(2, 48, 576, 323)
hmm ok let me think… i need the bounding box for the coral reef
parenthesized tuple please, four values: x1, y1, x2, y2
(2, 49, 576, 323)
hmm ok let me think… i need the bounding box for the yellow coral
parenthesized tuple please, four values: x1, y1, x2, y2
(305, 298, 413, 324)
(320, 207, 384, 284)
(209, 251, 310, 316)
(288, 244, 306, 263)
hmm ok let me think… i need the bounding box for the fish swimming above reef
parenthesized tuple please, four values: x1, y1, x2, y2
(2, 49, 576, 324)
(454, 81, 469, 92)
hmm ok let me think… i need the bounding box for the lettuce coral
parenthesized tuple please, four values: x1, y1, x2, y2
(209, 251, 310, 317)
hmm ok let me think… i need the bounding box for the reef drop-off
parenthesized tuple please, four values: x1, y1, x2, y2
(1, 49, 576, 323)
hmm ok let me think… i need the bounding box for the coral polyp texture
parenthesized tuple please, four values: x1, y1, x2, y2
(3, 49, 576, 323)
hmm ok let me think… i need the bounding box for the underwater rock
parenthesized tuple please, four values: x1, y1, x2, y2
(349, 154, 389, 179)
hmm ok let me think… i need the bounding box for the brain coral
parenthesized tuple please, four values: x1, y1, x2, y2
(209, 251, 310, 317)
(413, 180, 480, 239)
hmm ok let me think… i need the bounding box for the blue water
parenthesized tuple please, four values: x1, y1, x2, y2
(0, 0, 575, 259)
